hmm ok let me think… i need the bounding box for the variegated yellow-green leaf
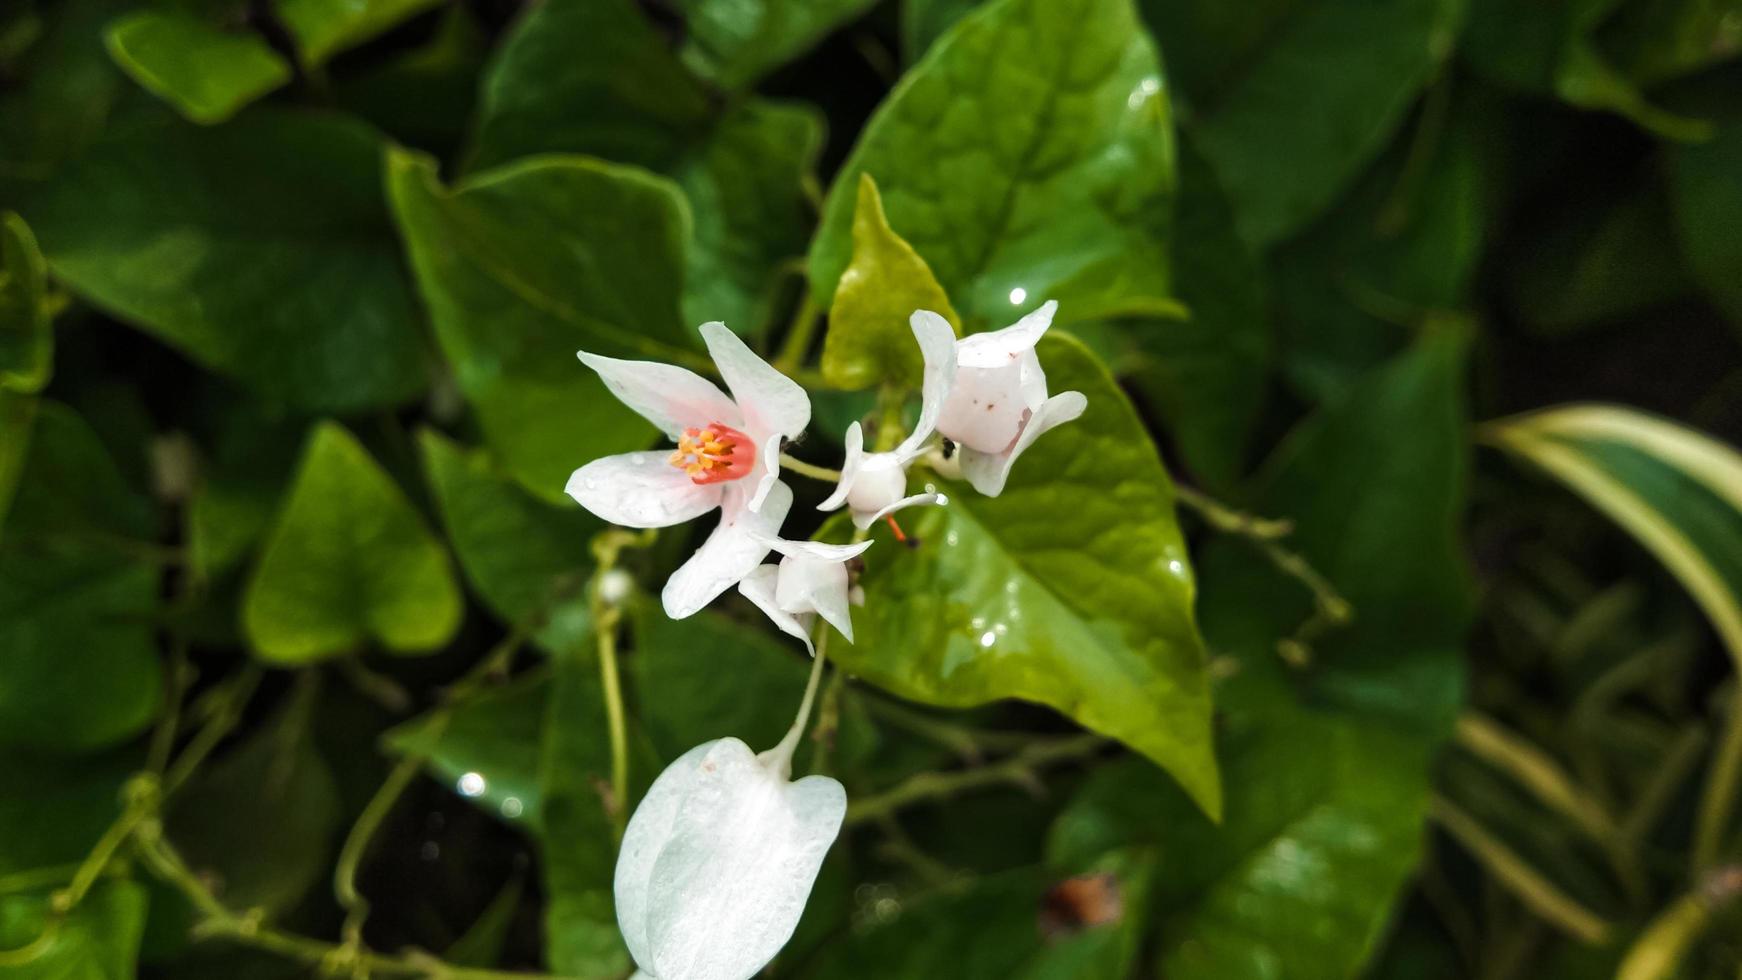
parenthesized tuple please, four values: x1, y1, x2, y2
(821, 175, 960, 390)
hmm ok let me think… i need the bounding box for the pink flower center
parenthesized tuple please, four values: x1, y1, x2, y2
(669, 422, 755, 485)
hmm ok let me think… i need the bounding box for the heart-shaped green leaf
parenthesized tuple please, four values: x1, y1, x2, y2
(104, 12, 289, 124)
(837, 332, 1220, 818)
(809, 0, 1178, 330)
(243, 422, 461, 664)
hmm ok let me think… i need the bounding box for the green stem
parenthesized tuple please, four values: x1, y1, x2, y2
(845, 734, 1106, 826)
(163, 665, 261, 798)
(773, 289, 821, 375)
(778, 454, 842, 483)
(1172, 484, 1294, 540)
(1693, 687, 1742, 872)
(333, 752, 425, 945)
(596, 605, 631, 837)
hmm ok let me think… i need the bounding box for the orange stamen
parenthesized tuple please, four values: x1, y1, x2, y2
(668, 422, 755, 485)
(884, 514, 908, 543)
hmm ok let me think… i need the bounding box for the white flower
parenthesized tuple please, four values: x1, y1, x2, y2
(565, 323, 811, 619)
(738, 538, 873, 654)
(932, 299, 1087, 496)
(817, 311, 957, 529)
(615, 737, 845, 980)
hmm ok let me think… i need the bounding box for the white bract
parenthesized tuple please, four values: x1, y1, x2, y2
(931, 299, 1087, 496)
(565, 323, 810, 619)
(615, 737, 845, 980)
(818, 311, 958, 529)
(739, 537, 874, 654)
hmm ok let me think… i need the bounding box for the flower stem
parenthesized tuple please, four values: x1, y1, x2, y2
(596, 605, 631, 837)
(778, 453, 842, 482)
(766, 630, 830, 777)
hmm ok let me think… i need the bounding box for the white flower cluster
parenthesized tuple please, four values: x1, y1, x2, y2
(564, 301, 1083, 980)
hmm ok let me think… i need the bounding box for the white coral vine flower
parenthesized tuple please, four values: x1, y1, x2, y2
(817, 310, 957, 528)
(614, 734, 845, 980)
(738, 537, 874, 654)
(565, 323, 811, 619)
(931, 299, 1088, 496)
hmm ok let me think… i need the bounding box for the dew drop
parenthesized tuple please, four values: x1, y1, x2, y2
(1009, 287, 1028, 305)
(457, 772, 486, 797)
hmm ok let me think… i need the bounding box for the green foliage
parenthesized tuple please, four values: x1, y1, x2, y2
(837, 333, 1221, 817)
(387, 671, 549, 830)
(0, 212, 52, 394)
(243, 422, 461, 663)
(0, 879, 147, 980)
(104, 12, 289, 125)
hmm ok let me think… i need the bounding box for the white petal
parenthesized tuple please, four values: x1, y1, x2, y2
(816, 421, 865, 512)
(763, 538, 874, 562)
(935, 362, 1031, 454)
(699, 322, 810, 443)
(776, 555, 856, 643)
(565, 453, 723, 528)
(662, 480, 792, 619)
(615, 740, 717, 971)
(850, 490, 941, 530)
(955, 299, 1056, 369)
(746, 431, 786, 513)
(578, 351, 742, 439)
(739, 565, 814, 654)
(958, 390, 1087, 497)
(639, 739, 846, 980)
(844, 454, 908, 517)
(898, 311, 959, 459)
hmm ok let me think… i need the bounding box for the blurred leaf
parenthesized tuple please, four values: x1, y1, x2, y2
(467, 0, 709, 173)
(800, 851, 1156, 979)
(674, 99, 823, 338)
(673, 0, 879, 88)
(166, 696, 341, 915)
(186, 405, 304, 582)
(1462, 0, 1711, 141)
(331, 6, 487, 154)
(899, 0, 981, 60)
(243, 421, 462, 664)
(836, 334, 1221, 818)
(444, 873, 525, 968)
(103, 12, 288, 124)
(537, 644, 629, 978)
(386, 149, 692, 500)
(1123, 143, 1269, 487)
(1597, 0, 1742, 85)
(1616, 891, 1712, 980)
(630, 606, 810, 763)
(385, 671, 549, 830)
(420, 430, 596, 653)
(1051, 722, 1436, 980)
(0, 401, 161, 755)
(275, 0, 441, 66)
(0, 879, 147, 980)
(0, 392, 31, 534)
(0, 212, 53, 394)
(18, 110, 430, 413)
(1484, 405, 1742, 670)
(0, 749, 135, 874)
(822, 174, 961, 390)
(0, 0, 127, 178)
(1670, 117, 1742, 331)
(1145, 0, 1464, 245)
(809, 0, 1179, 330)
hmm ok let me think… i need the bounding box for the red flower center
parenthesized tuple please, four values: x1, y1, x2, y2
(669, 422, 756, 485)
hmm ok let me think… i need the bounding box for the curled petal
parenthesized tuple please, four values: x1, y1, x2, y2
(955, 299, 1056, 369)
(662, 480, 791, 618)
(565, 453, 723, 528)
(850, 489, 941, 530)
(762, 538, 874, 563)
(700, 322, 811, 443)
(775, 554, 856, 643)
(739, 565, 813, 654)
(616, 738, 846, 980)
(899, 311, 959, 459)
(578, 351, 741, 438)
(958, 390, 1087, 497)
(746, 431, 786, 513)
(816, 421, 866, 512)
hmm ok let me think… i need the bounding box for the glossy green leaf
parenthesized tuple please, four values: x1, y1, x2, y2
(0, 211, 52, 394)
(1145, 0, 1463, 244)
(420, 431, 596, 653)
(166, 700, 341, 915)
(821, 174, 961, 390)
(1122, 143, 1269, 488)
(386, 671, 549, 830)
(103, 12, 289, 124)
(19, 111, 430, 413)
(242, 422, 462, 664)
(1670, 118, 1742, 330)
(0, 879, 147, 980)
(538, 645, 629, 978)
(0, 401, 161, 755)
(276, 0, 442, 66)
(838, 333, 1221, 818)
(673, 0, 879, 88)
(1484, 405, 1742, 672)
(386, 149, 693, 500)
(809, 0, 1178, 329)
(467, 0, 709, 173)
